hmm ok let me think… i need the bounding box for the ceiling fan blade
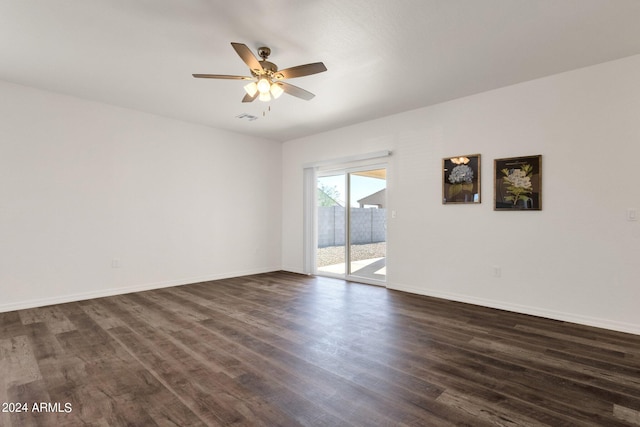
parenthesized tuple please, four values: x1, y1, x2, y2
(275, 62, 327, 80)
(278, 82, 315, 101)
(242, 92, 258, 103)
(231, 42, 263, 73)
(192, 74, 253, 80)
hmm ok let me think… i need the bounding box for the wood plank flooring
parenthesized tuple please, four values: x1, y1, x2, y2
(2, 271, 640, 426)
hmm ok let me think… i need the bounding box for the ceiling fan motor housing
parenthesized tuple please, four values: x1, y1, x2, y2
(260, 61, 278, 73)
(252, 62, 279, 80)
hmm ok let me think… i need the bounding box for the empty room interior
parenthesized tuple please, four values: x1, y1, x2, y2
(2, 1, 640, 426)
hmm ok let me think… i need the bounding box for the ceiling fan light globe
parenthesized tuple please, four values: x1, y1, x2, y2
(270, 83, 284, 99)
(257, 78, 271, 94)
(244, 82, 258, 97)
(259, 92, 271, 102)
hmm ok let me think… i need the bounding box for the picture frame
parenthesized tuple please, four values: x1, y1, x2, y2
(494, 155, 542, 210)
(442, 154, 481, 204)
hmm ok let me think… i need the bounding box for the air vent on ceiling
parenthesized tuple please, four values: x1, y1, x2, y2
(236, 113, 258, 121)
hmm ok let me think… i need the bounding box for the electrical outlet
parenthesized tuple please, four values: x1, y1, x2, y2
(111, 259, 120, 268)
(628, 208, 638, 221)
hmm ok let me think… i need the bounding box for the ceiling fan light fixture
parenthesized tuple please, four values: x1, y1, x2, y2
(243, 82, 258, 97)
(257, 77, 271, 94)
(270, 83, 284, 99)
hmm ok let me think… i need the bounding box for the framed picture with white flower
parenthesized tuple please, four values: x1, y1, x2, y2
(494, 155, 542, 210)
(442, 154, 481, 204)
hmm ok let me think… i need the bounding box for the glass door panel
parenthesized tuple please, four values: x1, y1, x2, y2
(316, 174, 346, 276)
(348, 169, 387, 282)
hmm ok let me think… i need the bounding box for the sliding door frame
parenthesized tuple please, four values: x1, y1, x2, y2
(313, 162, 388, 286)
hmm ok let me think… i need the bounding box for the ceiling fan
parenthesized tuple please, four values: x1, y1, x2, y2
(193, 42, 327, 103)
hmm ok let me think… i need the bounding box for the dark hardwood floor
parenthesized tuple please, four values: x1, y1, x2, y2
(2, 271, 640, 426)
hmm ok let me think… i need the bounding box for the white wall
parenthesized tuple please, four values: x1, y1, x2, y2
(282, 54, 640, 334)
(0, 80, 282, 312)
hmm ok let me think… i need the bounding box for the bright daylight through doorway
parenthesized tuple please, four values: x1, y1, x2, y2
(316, 168, 386, 283)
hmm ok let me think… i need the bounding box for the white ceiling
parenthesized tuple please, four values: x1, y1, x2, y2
(2, 1, 640, 142)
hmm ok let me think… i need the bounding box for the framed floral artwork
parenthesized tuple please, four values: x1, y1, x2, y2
(494, 155, 542, 210)
(442, 154, 481, 204)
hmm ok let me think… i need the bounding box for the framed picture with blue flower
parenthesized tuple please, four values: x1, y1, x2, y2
(442, 154, 481, 204)
(494, 155, 542, 210)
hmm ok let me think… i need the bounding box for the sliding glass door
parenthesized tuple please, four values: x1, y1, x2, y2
(316, 167, 387, 284)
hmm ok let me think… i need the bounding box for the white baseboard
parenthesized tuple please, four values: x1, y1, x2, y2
(280, 266, 307, 275)
(387, 282, 640, 336)
(0, 266, 281, 313)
